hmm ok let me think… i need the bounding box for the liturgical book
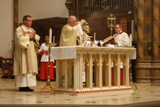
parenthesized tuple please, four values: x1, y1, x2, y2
(103, 36, 114, 45)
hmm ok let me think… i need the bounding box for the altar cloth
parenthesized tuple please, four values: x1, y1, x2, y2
(50, 46, 76, 60)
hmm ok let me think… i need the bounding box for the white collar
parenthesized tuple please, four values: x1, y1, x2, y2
(21, 24, 31, 30)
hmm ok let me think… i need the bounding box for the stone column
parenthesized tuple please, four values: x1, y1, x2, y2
(151, 0, 160, 83)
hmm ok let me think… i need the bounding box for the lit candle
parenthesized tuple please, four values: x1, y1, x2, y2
(49, 28, 52, 43)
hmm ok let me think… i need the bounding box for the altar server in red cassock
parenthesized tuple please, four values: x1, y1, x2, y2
(39, 36, 54, 81)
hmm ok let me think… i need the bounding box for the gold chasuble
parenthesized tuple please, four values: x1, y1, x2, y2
(14, 25, 40, 87)
(59, 24, 78, 46)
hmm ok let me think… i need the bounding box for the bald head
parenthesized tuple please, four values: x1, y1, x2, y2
(68, 15, 77, 27)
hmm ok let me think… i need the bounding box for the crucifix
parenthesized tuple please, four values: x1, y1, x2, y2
(107, 13, 116, 36)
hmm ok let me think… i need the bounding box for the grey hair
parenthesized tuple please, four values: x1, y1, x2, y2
(68, 15, 76, 22)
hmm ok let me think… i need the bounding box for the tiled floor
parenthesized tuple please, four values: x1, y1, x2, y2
(0, 78, 160, 107)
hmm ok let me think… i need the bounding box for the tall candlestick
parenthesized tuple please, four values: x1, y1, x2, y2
(131, 20, 134, 41)
(53, 36, 55, 46)
(49, 28, 52, 43)
(130, 34, 132, 46)
(53, 36, 55, 44)
(94, 33, 96, 42)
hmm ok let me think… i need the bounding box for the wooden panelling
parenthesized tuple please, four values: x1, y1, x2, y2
(31, 17, 67, 67)
(78, 8, 134, 40)
(32, 17, 67, 45)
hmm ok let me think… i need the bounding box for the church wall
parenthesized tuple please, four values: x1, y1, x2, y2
(0, 0, 14, 58)
(18, 0, 68, 23)
(0, 0, 68, 58)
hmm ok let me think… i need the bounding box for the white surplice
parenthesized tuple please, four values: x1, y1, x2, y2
(113, 32, 130, 47)
(39, 43, 54, 62)
(113, 32, 130, 68)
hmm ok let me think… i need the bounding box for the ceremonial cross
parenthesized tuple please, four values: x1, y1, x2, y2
(107, 14, 116, 36)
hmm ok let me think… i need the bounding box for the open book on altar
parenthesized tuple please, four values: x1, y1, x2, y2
(103, 36, 114, 46)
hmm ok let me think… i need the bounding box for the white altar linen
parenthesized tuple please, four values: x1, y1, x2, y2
(50, 46, 76, 60)
(129, 48, 136, 59)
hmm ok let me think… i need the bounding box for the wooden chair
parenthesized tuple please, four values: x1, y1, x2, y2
(1, 57, 14, 78)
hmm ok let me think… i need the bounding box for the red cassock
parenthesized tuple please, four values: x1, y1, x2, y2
(39, 47, 55, 81)
(111, 68, 123, 85)
(40, 62, 54, 80)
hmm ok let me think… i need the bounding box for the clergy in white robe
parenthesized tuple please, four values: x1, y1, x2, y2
(14, 15, 40, 92)
(76, 19, 89, 45)
(59, 16, 87, 46)
(113, 24, 129, 47)
(112, 24, 129, 85)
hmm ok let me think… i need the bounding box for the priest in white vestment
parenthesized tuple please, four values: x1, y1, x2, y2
(59, 16, 87, 46)
(113, 24, 130, 46)
(112, 24, 130, 85)
(59, 16, 88, 86)
(14, 15, 40, 92)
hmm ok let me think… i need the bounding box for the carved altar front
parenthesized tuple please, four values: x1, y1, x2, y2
(51, 46, 136, 95)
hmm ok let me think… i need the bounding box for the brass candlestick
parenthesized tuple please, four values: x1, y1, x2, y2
(40, 43, 54, 95)
(83, 22, 90, 34)
(107, 13, 116, 36)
